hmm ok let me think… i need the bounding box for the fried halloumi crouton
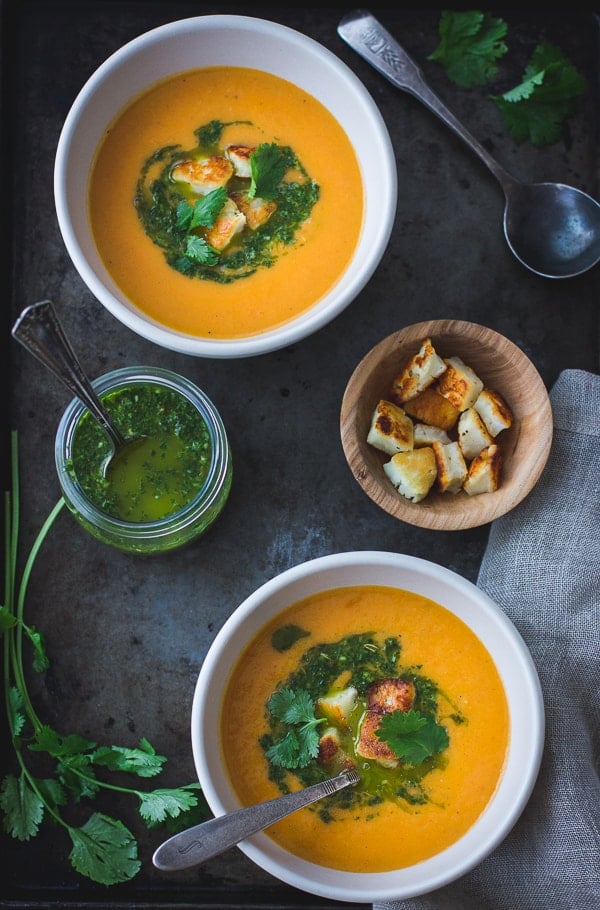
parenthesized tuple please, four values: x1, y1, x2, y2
(367, 400, 414, 455)
(432, 441, 468, 494)
(317, 687, 358, 730)
(205, 198, 246, 251)
(413, 423, 451, 448)
(355, 711, 399, 767)
(383, 447, 437, 503)
(224, 144, 255, 178)
(171, 155, 234, 194)
(463, 444, 502, 495)
(401, 387, 460, 431)
(367, 678, 415, 713)
(474, 388, 513, 437)
(317, 726, 356, 771)
(231, 191, 277, 230)
(389, 337, 447, 403)
(457, 408, 493, 461)
(357, 678, 415, 768)
(437, 356, 484, 412)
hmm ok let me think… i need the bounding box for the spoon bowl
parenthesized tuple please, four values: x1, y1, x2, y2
(503, 181, 600, 278)
(11, 300, 140, 474)
(338, 11, 600, 279)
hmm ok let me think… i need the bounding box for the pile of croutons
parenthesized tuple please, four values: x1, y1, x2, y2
(367, 337, 513, 503)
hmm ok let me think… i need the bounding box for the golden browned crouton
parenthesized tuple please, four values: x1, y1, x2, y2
(356, 678, 415, 767)
(413, 423, 451, 448)
(367, 400, 414, 455)
(205, 198, 246, 251)
(224, 144, 255, 178)
(383, 447, 437, 503)
(432, 441, 468, 494)
(389, 337, 447, 403)
(171, 155, 234, 194)
(474, 388, 514, 437)
(401, 387, 460, 431)
(437, 356, 484, 412)
(463, 444, 503, 495)
(317, 726, 356, 771)
(457, 407, 494, 461)
(317, 687, 358, 730)
(355, 711, 399, 766)
(367, 678, 415, 713)
(230, 191, 277, 230)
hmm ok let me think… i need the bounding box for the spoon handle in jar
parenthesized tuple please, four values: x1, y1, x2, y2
(152, 769, 360, 871)
(337, 10, 515, 191)
(11, 300, 127, 449)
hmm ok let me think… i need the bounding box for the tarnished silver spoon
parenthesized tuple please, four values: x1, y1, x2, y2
(153, 769, 360, 871)
(12, 300, 136, 474)
(338, 10, 600, 279)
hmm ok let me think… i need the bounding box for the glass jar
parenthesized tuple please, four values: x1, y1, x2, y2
(55, 366, 232, 554)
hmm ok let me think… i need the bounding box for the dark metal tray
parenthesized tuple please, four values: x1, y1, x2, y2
(3, 3, 599, 907)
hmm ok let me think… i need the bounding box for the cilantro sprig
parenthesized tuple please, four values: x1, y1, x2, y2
(248, 143, 289, 201)
(492, 42, 585, 147)
(1, 432, 208, 885)
(428, 11, 585, 148)
(376, 709, 449, 765)
(265, 688, 327, 769)
(428, 10, 508, 88)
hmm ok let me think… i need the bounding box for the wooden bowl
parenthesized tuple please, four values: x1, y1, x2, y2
(340, 320, 553, 531)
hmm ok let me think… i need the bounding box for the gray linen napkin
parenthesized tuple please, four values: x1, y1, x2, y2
(374, 369, 600, 910)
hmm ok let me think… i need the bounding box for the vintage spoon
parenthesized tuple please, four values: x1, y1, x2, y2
(152, 768, 360, 871)
(338, 10, 600, 279)
(12, 300, 134, 474)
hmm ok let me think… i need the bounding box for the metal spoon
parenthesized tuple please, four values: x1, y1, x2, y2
(338, 10, 600, 279)
(11, 300, 133, 473)
(152, 768, 360, 871)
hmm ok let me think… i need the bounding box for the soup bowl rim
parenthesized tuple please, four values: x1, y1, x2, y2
(191, 550, 544, 902)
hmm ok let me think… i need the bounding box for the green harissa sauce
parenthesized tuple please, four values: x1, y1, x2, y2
(260, 632, 464, 820)
(134, 119, 320, 284)
(70, 384, 212, 522)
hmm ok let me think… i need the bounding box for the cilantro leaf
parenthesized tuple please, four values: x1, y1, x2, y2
(185, 235, 220, 265)
(271, 624, 310, 652)
(92, 737, 167, 779)
(0, 773, 44, 840)
(265, 688, 326, 768)
(268, 687, 315, 725)
(189, 187, 228, 228)
(248, 143, 288, 200)
(376, 709, 449, 765)
(7, 685, 26, 737)
(428, 10, 508, 88)
(138, 785, 200, 826)
(492, 42, 585, 147)
(68, 813, 140, 885)
(29, 725, 96, 757)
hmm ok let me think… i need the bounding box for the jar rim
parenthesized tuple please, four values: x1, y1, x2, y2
(55, 365, 231, 539)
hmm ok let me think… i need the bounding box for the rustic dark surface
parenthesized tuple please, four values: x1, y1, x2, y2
(2, 3, 599, 908)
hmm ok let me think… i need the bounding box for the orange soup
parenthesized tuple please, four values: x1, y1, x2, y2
(88, 67, 363, 338)
(221, 585, 509, 872)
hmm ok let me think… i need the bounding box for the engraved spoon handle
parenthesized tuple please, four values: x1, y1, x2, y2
(11, 300, 127, 450)
(152, 769, 360, 871)
(338, 9, 517, 192)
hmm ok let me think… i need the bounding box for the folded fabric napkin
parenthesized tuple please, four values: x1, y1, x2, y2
(374, 369, 600, 910)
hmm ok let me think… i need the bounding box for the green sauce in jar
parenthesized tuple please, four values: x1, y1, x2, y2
(57, 367, 232, 553)
(71, 383, 213, 522)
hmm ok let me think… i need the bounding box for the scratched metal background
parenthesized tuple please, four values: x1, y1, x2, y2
(2, 3, 599, 908)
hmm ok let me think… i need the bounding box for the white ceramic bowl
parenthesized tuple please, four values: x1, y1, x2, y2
(54, 15, 396, 358)
(191, 551, 544, 903)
